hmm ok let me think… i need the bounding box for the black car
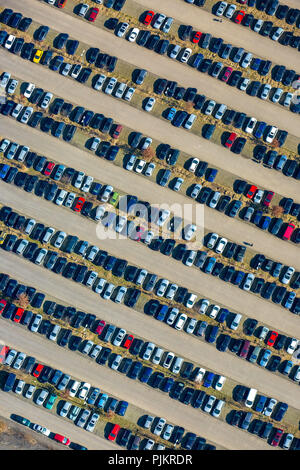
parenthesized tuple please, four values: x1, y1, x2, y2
(11, 37, 24, 55)
(178, 24, 193, 41)
(54, 33, 69, 49)
(28, 112, 43, 128)
(193, 94, 206, 110)
(21, 42, 34, 60)
(77, 68, 92, 84)
(34, 25, 49, 42)
(267, 355, 281, 372)
(180, 387, 194, 405)
(86, 47, 99, 64)
(247, 81, 260, 97)
(136, 30, 151, 47)
(228, 70, 242, 87)
(199, 58, 212, 73)
(232, 137, 246, 154)
(150, 372, 165, 388)
(69, 336, 82, 351)
(127, 361, 143, 379)
(66, 40, 79, 55)
(18, 17, 32, 32)
(260, 21, 273, 37)
(272, 64, 286, 82)
(170, 381, 184, 400)
(1, 8, 13, 24)
(106, 56, 117, 73)
(173, 87, 186, 100)
(202, 124, 215, 140)
(244, 319, 258, 336)
(217, 334, 231, 352)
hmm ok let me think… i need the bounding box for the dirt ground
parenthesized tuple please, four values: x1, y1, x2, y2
(0, 417, 61, 450)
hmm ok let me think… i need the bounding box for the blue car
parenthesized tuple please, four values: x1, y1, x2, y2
(139, 366, 153, 383)
(250, 58, 261, 71)
(217, 308, 229, 323)
(165, 107, 177, 121)
(127, 361, 143, 380)
(50, 55, 64, 71)
(282, 291, 296, 309)
(207, 326, 219, 343)
(253, 210, 263, 225)
(203, 372, 215, 388)
(204, 257, 216, 274)
(259, 216, 271, 230)
(254, 395, 268, 413)
(97, 393, 108, 409)
(258, 349, 271, 367)
(87, 388, 101, 405)
(116, 400, 128, 416)
(205, 168, 218, 182)
(161, 377, 174, 393)
(0, 163, 10, 179)
(273, 402, 288, 422)
(231, 271, 245, 286)
(155, 304, 168, 321)
(254, 121, 267, 139)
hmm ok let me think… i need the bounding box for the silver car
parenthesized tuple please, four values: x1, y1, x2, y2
(104, 77, 117, 95)
(36, 389, 48, 406)
(6, 79, 18, 95)
(110, 354, 122, 370)
(40, 92, 53, 109)
(215, 1, 228, 16)
(259, 84, 271, 100)
(156, 279, 169, 297)
(162, 423, 174, 440)
(142, 342, 156, 361)
(152, 13, 166, 29)
(204, 395, 216, 413)
(112, 328, 126, 346)
(113, 286, 127, 304)
(102, 283, 115, 300)
(93, 74, 106, 90)
(14, 380, 25, 395)
(64, 192, 76, 208)
(53, 231, 66, 248)
(30, 314, 43, 332)
(59, 401, 72, 417)
(12, 352, 27, 370)
(153, 418, 166, 436)
(11, 103, 23, 119)
(5, 349, 18, 366)
(76, 409, 91, 428)
(19, 107, 33, 124)
(204, 100, 216, 115)
(116, 22, 129, 37)
(25, 384, 36, 399)
(86, 412, 99, 432)
(242, 273, 255, 291)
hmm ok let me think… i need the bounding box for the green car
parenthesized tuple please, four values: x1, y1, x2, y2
(11, 414, 31, 427)
(45, 393, 57, 410)
(109, 191, 119, 206)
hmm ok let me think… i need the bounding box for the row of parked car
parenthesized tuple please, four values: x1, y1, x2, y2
(214, 1, 300, 52)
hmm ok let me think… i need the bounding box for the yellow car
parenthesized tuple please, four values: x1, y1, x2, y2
(0, 232, 7, 245)
(33, 49, 43, 63)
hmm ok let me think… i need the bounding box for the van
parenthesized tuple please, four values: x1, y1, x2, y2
(4, 372, 16, 392)
(245, 388, 257, 408)
(230, 313, 242, 330)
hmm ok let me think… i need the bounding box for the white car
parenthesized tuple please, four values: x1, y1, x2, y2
(69, 380, 80, 397)
(93, 74, 106, 90)
(127, 27, 140, 42)
(152, 13, 166, 29)
(40, 92, 53, 109)
(180, 48, 192, 63)
(166, 307, 179, 326)
(183, 250, 196, 267)
(114, 82, 127, 99)
(55, 189, 67, 206)
(116, 22, 129, 37)
(142, 342, 156, 361)
(185, 318, 197, 334)
(100, 185, 113, 202)
(215, 237, 227, 254)
(153, 418, 166, 436)
(286, 338, 298, 355)
(134, 159, 146, 173)
(215, 1, 228, 16)
(7, 79, 18, 95)
(199, 299, 210, 314)
(104, 77, 117, 95)
(114, 216, 127, 233)
(20, 107, 33, 124)
(263, 398, 277, 417)
(280, 266, 295, 285)
(0, 138, 10, 153)
(144, 162, 156, 177)
(59, 402, 72, 418)
(112, 328, 126, 346)
(156, 209, 170, 227)
(64, 192, 76, 208)
(185, 293, 197, 308)
(156, 279, 169, 297)
(244, 117, 257, 134)
(102, 283, 115, 300)
(214, 375, 226, 391)
(259, 84, 271, 100)
(204, 395, 216, 413)
(270, 88, 283, 103)
(253, 19, 263, 32)
(271, 27, 284, 41)
(125, 154, 136, 171)
(4, 34, 15, 49)
(187, 158, 199, 173)
(265, 126, 278, 144)
(238, 77, 250, 91)
(253, 189, 264, 204)
(243, 273, 255, 291)
(144, 97, 156, 112)
(208, 305, 220, 319)
(224, 4, 236, 18)
(24, 83, 35, 98)
(211, 399, 225, 418)
(30, 314, 42, 332)
(53, 231, 66, 248)
(259, 326, 269, 341)
(162, 424, 174, 441)
(24, 218, 36, 235)
(77, 382, 91, 400)
(70, 64, 82, 79)
(162, 352, 175, 369)
(0, 72, 11, 88)
(14, 380, 25, 395)
(174, 314, 187, 330)
(32, 424, 51, 436)
(182, 224, 197, 241)
(13, 352, 27, 370)
(183, 113, 196, 130)
(81, 175, 94, 192)
(151, 348, 164, 365)
(36, 390, 48, 406)
(165, 283, 178, 300)
(207, 233, 218, 249)
(25, 384, 36, 399)
(193, 367, 206, 383)
(123, 87, 135, 101)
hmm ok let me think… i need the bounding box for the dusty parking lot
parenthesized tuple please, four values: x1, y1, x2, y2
(0, 417, 61, 450)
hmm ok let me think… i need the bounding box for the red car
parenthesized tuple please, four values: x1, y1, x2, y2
(221, 66, 233, 82)
(143, 10, 155, 25)
(123, 334, 134, 349)
(54, 434, 70, 446)
(73, 197, 85, 212)
(57, 0, 67, 7)
(282, 223, 295, 241)
(111, 124, 123, 139)
(95, 320, 106, 335)
(234, 11, 245, 23)
(238, 340, 250, 358)
(108, 424, 120, 441)
(0, 299, 7, 315)
(267, 331, 278, 347)
(43, 162, 55, 176)
(87, 7, 99, 22)
(263, 191, 274, 207)
(13, 308, 24, 323)
(224, 132, 237, 148)
(246, 185, 258, 199)
(32, 363, 44, 378)
(0, 345, 9, 363)
(192, 31, 202, 43)
(271, 428, 283, 447)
